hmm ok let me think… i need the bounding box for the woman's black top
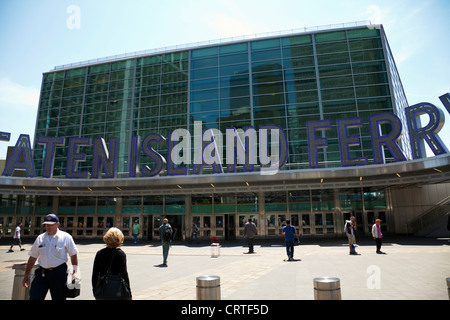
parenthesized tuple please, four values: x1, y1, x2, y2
(92, 247, 131, 295)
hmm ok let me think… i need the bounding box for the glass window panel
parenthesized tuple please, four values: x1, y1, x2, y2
(285, 78, 317, 92)
(357, 97, 392, 111)
(349, 38, 382, 51)
(252, 70, 283, 84)
(219, 42, 248, 54)
(251, 48, 281, 61)
(350, 49, 384, 62)
(190, 88, 219, 101)
(111, 60, 135, 70)
(219, 63, 249, 77)
(191, 67, 218, 80)
(317, 52, 349, 66)
(347, 28, 380, 39)
(220, 85, 249, 99)
(89, 63, 110, 74)
(253, 82, 284, 95)
(65, 68, 86, 78)
(220, 74, 249, 88)
(219, 52, 248, 65)
(302, 214, 310, 226)
(315, 31, 346, 43)
(315, 214, 323, 225)
(191, 78, 218, 91)
(251, 38, 280, 50)
(355, 84, 390, 98)
(321, 87, 355, 101)
(363, 188, 386, 209)
(282, 45, 313, 58)
(316, 42, 349, 54)
(340, 188, 363, 210)
(163, 51, 188, 62)
(254, 105, 285, 119)
(281, 34, 312, 46)
(320, 75, 353, 89)
(137, 55, 161, 66)
(192, 46, 218, 58)
(286, 90, 318, 104)
(322, 100, 357, 113)
(253, 93, 285, 107)
(352, 61, 386, 74)
(220, 96, 250, 109)
(318, 64, 352, 77)
(353, 72, 388, 86)
(283, 56, 315, 69)
(190, 100, 219, 113)
(284, 67, 316, 81)
(311, 190, 334, 210)
(191, 56, 218, 69)
(251, 60, 283, 72)
(191, 111, 220, 123)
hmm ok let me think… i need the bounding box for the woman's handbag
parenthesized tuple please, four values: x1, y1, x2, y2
(94, 249, 131, 300)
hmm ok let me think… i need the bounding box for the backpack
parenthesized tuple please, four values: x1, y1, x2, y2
(163, 225, 173, 242)
(344, 221, 353, 234)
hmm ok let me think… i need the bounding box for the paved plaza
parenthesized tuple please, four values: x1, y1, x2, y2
(0, 236, 449, 300)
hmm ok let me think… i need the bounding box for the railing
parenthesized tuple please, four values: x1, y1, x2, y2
(53, 20, 372, 71)
(407, 196, 450, 234)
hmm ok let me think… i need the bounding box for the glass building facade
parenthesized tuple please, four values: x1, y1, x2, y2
(34, 24, 411, 177)
(6, 23, 442, 240)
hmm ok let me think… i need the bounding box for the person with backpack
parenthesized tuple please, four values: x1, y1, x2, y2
(282, 220, 296, 261)
(159, 218, 173, 266)
(189, 220, 199, 244)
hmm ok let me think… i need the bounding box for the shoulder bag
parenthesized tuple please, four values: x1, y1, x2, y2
(94, 249, 131, 300)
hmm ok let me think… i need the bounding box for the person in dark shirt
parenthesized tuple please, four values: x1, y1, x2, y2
(282, 220, 296, 261)
(92, 227, 131, 299)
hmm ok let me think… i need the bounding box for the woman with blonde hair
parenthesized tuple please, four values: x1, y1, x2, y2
(92, 227, 131, 299)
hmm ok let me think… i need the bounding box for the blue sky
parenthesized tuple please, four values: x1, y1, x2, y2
(0, 0, 449, 159)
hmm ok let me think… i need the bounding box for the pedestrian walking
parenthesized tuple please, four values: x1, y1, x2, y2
(92, 227, 131, 300)
(22, 214, 79, 300)
(372, 219, 385, 254)
(243, 218, 257, 253)
(189, 220, 199, 244)
(132, 220, 141, 244)
(282, 220, 296, 261)
(344, 216, 358, 255)
(159, 218, 173, 266)
(8, 222, 25, 252)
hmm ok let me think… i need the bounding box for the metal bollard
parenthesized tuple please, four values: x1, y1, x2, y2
(313, 277, 341, 300)
(211, 243, 220, 258)
(196, 275, 221, 300)
(447, 277, 450, 300)
(11, 263, 37, 300)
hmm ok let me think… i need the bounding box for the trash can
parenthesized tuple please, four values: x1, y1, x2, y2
(313, 277, 341, 300)
(211, 237, 220, 258)
(11, 263, 37, 300)
(196, 275, 221, 300)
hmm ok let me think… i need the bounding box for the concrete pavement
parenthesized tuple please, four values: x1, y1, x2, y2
(1, 236, 449, 300)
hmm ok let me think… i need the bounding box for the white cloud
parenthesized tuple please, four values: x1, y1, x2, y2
(0, 77, 39, 159)
(204, 12, 259, 39)
(0, 77, 39, 111)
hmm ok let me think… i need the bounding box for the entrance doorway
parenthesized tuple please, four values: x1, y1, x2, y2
(225, 214, 236, 240)
(152, 215, 183, 240)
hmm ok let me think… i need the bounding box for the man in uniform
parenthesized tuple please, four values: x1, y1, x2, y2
(22, 214, 79, 300)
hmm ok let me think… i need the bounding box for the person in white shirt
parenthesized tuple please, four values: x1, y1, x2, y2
(344, 216, 358, 255)
(22, 214, 79, 300)
(8, 222, 24, 252)
(371, 219, 386, 254)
